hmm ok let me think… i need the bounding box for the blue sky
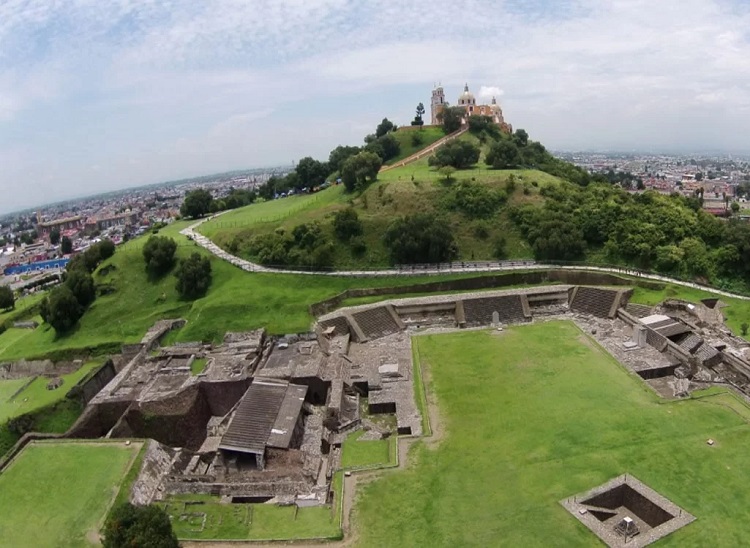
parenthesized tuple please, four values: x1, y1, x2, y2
(2, 0, 750, 213)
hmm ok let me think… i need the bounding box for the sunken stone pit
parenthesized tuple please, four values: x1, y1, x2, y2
(560, 474, 694, 547)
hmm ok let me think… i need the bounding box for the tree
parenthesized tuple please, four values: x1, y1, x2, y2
(65, 269, 96, 307)
(49, 229, 61, 245)
(428, 140, 480, 169)
(383, 214, 458, 264)
(61, 236, 73, 254)
(175, 253, 213, 299)
(295, 157, 330, 186)
(0, 285, 14, 310)
(412, 103, 425, 126)
(742, 322, 749, 337)
(103, 503, 178, 548)
(437, 106, 464, 134)
(695, 172, 704, 181)
(98, 239, 116, 261)
(180, 188, 214, 219)
(375, 118, 396, 138)
(333, 208, 363, 241)
(45, 285, 83, 333)
(341, 151, 382, 192)
(731, 201, 741, 215)
(439, 166, 456, 184)
(486, 139, 521, 169)
(142, 236, 178, 277)
(513, 128, 529, 147)
(328, 145, 361, 174)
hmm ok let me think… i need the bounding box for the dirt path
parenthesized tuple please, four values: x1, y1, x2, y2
(182, 361, 444, 548)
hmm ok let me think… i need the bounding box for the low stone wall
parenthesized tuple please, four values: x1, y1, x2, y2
(309, 270, 663, 317)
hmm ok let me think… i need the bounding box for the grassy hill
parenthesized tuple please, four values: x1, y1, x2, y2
(0, 219, 507, 362)
(384, 125, 446, 165)
(200, 132, 558, 269)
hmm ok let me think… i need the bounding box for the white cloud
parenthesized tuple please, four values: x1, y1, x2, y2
(3, 0, 750, 211)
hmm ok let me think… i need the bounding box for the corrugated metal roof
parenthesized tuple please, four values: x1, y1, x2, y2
(219, 379, 287, 455)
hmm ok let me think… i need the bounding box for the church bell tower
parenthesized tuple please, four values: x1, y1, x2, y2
(430, 84, 446, 125)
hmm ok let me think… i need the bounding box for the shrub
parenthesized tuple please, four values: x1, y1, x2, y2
(142, 236, 177, 277)
(175, 253, 212, 300)
(428, 140, 480, 169)
(45, 285, 83, 333)
(103, 503, 178, 548)
(0, 285, 14, 310)
(383, 214, 458, 264)
(333, 208, 363, 242)
(65, 269, 96, 307)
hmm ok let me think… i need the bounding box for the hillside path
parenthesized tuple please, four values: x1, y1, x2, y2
(180, 220, 750, 302)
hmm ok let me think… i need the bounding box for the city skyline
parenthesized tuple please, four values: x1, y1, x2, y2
(3, 1, 750, 213)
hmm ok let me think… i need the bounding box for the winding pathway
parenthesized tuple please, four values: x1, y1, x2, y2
(181, 219, 750, 302)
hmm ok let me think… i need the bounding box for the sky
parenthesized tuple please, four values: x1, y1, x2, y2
(2, 0, 750, 213)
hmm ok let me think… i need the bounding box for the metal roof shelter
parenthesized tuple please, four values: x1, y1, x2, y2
(219, 379, 307, 466)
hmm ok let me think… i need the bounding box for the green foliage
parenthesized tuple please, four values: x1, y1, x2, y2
(175, 253, 213, 300)
(439, 165, 456, 183)
(375, 117, 396, 138)
(486, 139, 521, 169)
(49, 228, 60, 245)
(411, 131, 424, 146)
(180, 188, 214, 219)
(428, 140, 480, 169)
(493, 236, 507, 260)
(67, 239, 116, 274)
(103, 503, 179, 548)
(383, 214, 458, 264)
(742, 322, 749, 336)
(295, 156, 330, 186)
(332, 208, 363, 242)
(65, 269, 96, 307)
(328, 145, 361, 173)
(142, 235, 177, 277)
(341, 151, 382, 192)
(366, 133, 401, 162)
(45, 285, 83, 333)
(61, 236, 73, 254)
(442, 180, 506, 219)
(412, 103, 426, 126)
(248, 223, 334, 270)
(0, 286, 14, 311)
(438, 106, 464, 133)
(467, 115, 501, 138)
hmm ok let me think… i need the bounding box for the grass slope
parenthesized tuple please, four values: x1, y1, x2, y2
(0, 441, 140, 547)
(0, 360, 101, 422)
(0, 220, 502, 361)
(162, 494, 341, 540)
(354, 322, 750, 546)
(385, 126, 446, 165)
(199, 134, 558, 269)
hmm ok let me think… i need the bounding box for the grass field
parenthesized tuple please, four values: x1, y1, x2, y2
(385, 126, 446, 164)
(0, 220, 494, 361)
(162, 493, 341, 540)
(0, 441, 140, 547)
(0, 360, 101, 423)
(353, 322, 750, 546)
(340, 430, 396, 470)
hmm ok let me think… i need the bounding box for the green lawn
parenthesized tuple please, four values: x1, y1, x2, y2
(190, 357, 208, 375)
(385, 126, 446, 165)
(0, 361, 101, 423)
(0, 219, 532, 361)
(0, 441, 140, 547)
(199, 185, 348, 239)
(340, 430, 396, 470)
(353, 322, 750, 546)
(162, 494, 341, 541)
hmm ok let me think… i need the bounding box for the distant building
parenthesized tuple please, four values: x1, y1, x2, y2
(430, 83, 512, 132)
(36, 215, 83, 239)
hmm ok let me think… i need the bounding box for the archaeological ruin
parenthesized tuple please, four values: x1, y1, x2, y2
(5, 281, 750, 540)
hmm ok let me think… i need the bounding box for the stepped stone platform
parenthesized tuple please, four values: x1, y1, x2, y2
(461, 294, 530, 326)
(351, 306, 403, 341)
(570, 287, 628, 318)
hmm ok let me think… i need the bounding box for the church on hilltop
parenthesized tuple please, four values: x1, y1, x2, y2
(430, 83, 512, 133)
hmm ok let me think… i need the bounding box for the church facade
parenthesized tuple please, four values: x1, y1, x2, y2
(430, 83, 512, 133)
